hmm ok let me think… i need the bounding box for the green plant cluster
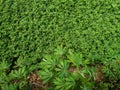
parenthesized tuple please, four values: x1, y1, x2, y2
(38, 46, 94, 90)
(0, 46, 120, 90)
(0, 0, 120, 90)
(38, 46, 120, 90)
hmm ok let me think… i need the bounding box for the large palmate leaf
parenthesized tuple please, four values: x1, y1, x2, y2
(38, 69, 53, 84)
(10, 66, 27, 79)
(54, 76, 76, 90)
(54, 45, 66, 57)
(40, 55, 58, 70)
(55, 60, 69, 78)
(0, 60, 10, 71)
(1, 83, 18, 90)
(67, 50, 83, 67)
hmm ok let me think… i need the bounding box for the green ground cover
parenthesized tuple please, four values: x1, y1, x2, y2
(0, 0, 120, 90)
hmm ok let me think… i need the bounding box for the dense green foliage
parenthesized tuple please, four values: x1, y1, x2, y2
(0, 0, 120, 90)
(38, 46, 120, 90)
(38, 46, 96, 90)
